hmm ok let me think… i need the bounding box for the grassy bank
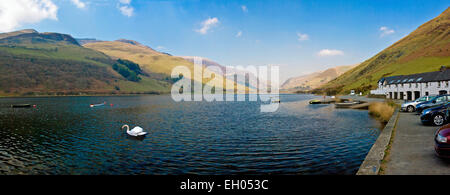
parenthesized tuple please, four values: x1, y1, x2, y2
(368, 101, 398, 123)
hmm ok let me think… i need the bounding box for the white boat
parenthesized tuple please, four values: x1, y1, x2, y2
(90, 102, 106, 108)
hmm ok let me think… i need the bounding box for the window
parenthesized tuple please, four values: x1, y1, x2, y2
(447, 81, 449, 87)
(426, 83, 429, 88)
(436, 96, 445, 102)
(438, 82, 441, 88)
(418, 97, 427, 102)
(409, 83, 412, 88)
(417, 77, 423, 82)
(415, 83, 418, 88)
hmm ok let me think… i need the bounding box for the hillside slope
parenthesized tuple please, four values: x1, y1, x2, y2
(0, 30, 170, 96)
(318, 7, 450, 95)
(281, 64, 357, 91)
(85, 41, 247, 91)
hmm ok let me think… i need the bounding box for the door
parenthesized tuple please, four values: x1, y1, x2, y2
(414, 91, 421, 100)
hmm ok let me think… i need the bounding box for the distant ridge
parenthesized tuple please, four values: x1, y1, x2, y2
(0, 29, 37, 39)
(76, 38, 102, 45)
(0, 29, 79, 46)
(281, 64, 358, 91)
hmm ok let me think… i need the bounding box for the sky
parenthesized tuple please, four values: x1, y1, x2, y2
(0, 0, 449, 82)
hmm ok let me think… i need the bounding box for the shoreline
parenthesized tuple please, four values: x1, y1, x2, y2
(357, 108, 400, 175)
(0, 92, 307, 99)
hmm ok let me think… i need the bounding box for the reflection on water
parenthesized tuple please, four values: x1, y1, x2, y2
(0, 94, 381, 175)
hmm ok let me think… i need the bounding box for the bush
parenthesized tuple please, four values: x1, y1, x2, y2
(369, 102, 395, 123)
(112, 62, 141, 82)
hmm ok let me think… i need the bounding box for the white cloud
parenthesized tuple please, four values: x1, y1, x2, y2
(241, 5, 248, 12)
(196, 17, 219, 35)
(156, 46, 166, 50)
(118, 0, 134, 17)
(119, 5, 134, 17)
(317, 49, 344, 57)
(236, 30, 242, 37)
(0, 0, 58, 32)
(71, 0, 86, 9)
(297, 32, 309, 41)
(380, 26, 395, 37)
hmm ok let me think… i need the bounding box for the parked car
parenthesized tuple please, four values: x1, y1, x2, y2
(420, 103, 450, 126)
(416, 94, 450, 114)
(435, 124, 450, 158)
(401, 95, 436, 112)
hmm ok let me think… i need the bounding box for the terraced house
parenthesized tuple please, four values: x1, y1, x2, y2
(371, 66, 450, 100)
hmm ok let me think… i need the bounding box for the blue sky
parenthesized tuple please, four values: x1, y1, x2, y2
(2, 0, 449, 82)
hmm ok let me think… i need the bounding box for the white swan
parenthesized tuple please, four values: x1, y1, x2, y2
(122, 125, 148, 137)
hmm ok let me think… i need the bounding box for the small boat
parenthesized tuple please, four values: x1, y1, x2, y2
(309, 100, 322, 104)
(335, 102, 359, 108)
(11, 104, 32, 108)
(90, 102, 106, 108)
(272, 99, 281, 103)
(270, 97, 281, 103)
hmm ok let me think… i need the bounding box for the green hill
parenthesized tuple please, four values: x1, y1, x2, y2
(317, 7, 450, 95)
(85, 40, 248, 91)
(0, 30, 171, 96)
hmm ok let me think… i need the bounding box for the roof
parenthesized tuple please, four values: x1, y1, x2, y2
(379, 69, 450, 84)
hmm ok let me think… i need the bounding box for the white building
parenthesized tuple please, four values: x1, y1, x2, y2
(370, 67, 450, 100)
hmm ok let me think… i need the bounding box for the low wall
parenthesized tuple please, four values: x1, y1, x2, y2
(356, 108, 399, 175)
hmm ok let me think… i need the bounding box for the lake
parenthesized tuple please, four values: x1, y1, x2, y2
(0, 94, 381, 175)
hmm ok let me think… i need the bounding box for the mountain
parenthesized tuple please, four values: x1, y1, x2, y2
(85, 41, 247, 91)
(281, 64, 357, 91)
(181, 56, 267, 89)
(181, 56, 227, 72)
(0, 29, 170, 96)
(317, 7, 450, 95)
(0, 29, 38, 39)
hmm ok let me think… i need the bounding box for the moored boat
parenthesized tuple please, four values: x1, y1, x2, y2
(90, 102, 106, 108)
(309, 100, 322, 104)
(335, 102, 359, 108)
(11, 104, 32, 108)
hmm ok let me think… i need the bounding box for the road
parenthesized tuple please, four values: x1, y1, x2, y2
(384, 112, 450, 175)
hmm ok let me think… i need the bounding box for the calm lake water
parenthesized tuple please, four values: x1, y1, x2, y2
(0, 94, 381, 175)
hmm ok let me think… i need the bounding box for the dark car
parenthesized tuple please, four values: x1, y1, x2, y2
(435, 124, 450, 158)
(416, 94, 450, 114)
(420, 103, 450, 126)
